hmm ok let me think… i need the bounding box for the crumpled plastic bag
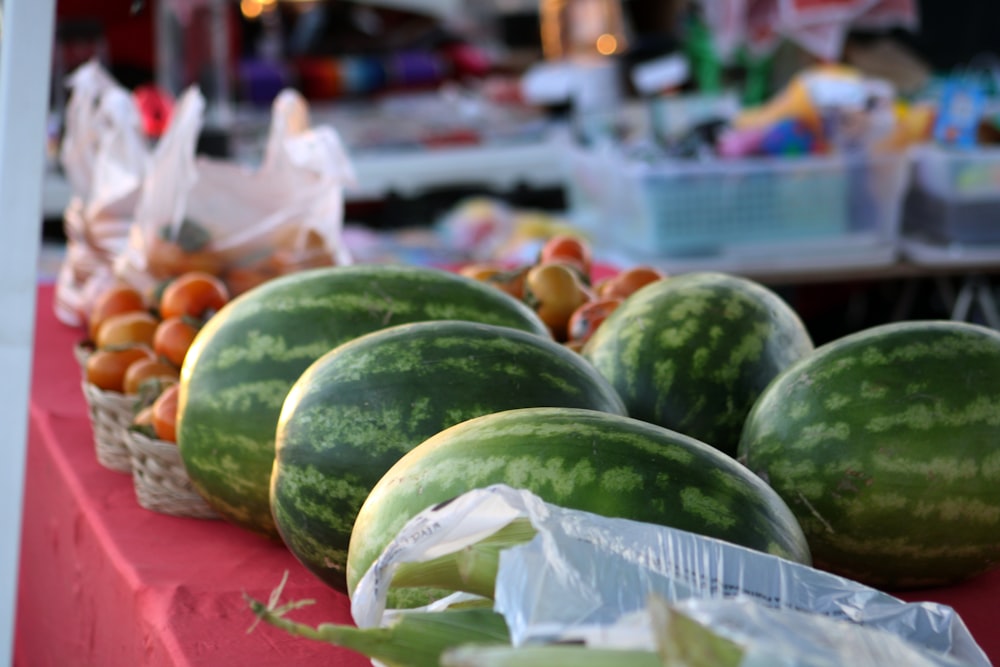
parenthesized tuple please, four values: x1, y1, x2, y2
(55, 60, 149, 327)
(352, 484, 991, 667)
(114, 85, 356, 297)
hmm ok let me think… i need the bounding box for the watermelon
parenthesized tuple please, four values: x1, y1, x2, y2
(270, 320, 627, 592)
(177, 264, 551, 539)
(738, 320, 1000, 590)
(582, 271, 814, 458)
(346, 406, 812, 597)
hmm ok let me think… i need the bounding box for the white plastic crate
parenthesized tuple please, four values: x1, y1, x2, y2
(567, 144, 911, 259)
(903, 144, 1000, 245)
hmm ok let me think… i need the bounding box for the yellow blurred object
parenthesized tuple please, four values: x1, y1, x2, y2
(734, 64, 863, 136)
(869, 101, 934, 153)
(539, 0, 629, 60)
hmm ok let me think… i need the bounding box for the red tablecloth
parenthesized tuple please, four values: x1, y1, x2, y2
(14, 284, 1000, 666)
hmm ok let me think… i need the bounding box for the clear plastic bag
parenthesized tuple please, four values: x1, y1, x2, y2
(353, 484, 991, 667)
(114, 86, 355, 297)
(55, 61, 148, 327)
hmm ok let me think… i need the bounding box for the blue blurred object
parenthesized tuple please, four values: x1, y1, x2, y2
(758, 118, 818, 156)
(933, 77, 986, 149)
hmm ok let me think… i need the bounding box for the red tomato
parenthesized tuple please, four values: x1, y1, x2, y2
(159, 271, 230, 322)
(539, 234, 593, 277)
(599, 266, 666, 301)
(153, 316, 200, 368)
(85, 346, 156, 393)
(88, 284, 147, 341)
(122, 357, 180, 395)
(95, 311, 160, 350)
(151, 383, 180, 443)
(567, 297, 622, 344)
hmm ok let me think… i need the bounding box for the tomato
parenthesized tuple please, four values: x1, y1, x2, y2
(146, 236, 224, 280)
(267, 247, 335, 275)
(85, 346, 156, 393)
(525, 262, 592, 342)
(133, 404, 155, 429)
(599, 265, 666, 300)
(151, 382, 180, 443)
(488, 265, 531, 301)
(95, 311, 160, 350)
(88, 284, 146, 341)
(153, 316, 200, 367)
(122, 357, 180, 395)
(458, 262, 504, 282)
(145, 237, 188, 280)
(159, 271, 230, 322)
(539, 234, 593, 277)
(567, 297, 622, 344)
(223, 267, 272, 297)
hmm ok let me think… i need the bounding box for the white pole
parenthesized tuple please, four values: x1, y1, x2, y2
(0, 0, 57, 663)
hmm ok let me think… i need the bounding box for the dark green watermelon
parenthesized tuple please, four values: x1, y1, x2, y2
(270, 320, 627, 591)
(583, 271, 814, 457)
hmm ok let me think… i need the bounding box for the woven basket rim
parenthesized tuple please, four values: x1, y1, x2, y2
(124, 428, 219, 520)
(81, 379, 134, 473)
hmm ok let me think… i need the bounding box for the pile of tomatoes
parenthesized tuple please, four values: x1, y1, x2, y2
(82, 271, 232, 443)
(460, 234, 666, 349)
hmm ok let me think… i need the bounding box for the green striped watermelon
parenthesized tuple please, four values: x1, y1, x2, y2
(738, 320, 1000, 590)
(270, 321, 627, 592)
(177, 264, 550, 539)
(582, 271, 814, 458)
(346, 406, 812, 597)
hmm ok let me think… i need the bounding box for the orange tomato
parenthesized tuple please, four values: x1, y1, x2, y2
(458, 262, 504, 282)
(146, 236, 223, 279)
(85, 346, 156, 393)
(153, 316, 200, 368)
(133, 404, 155, 429)
(539, 234, 593, 277)
(145, 237, 189, 280)
(525, 262, 592, 342)
(159, 271, 230, 322)
(599, 266, 666, 301)
(88, 284, 146, 341)
(488, 265, 531, 301)
(567, 297, 622, 344)
(151, 382, 180, 443)
(122, 357, 180, 395)
(223, 267, 272, 298)
(95, 311, 160, 350)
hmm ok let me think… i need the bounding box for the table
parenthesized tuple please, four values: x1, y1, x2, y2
(15, 284, 1000, 666)
(15, 284, 370, 667)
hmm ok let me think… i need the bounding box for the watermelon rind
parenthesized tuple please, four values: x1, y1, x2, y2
(583, 271, 814, 458)
(177, 264, 551, 539)
(270, 320, 628, 592)
(738, 319, 1000, 590)
(346, 406, 812, 597)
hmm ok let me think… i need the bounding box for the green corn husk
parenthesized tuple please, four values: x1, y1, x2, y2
(648, 595, 745, 667)
(441, 644, 662, 667)
(245, 572, 510, 667)
(388, 517, 537, 601)
(439, 595, 746, 667)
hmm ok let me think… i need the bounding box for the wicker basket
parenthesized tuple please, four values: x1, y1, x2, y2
(81, 380, 135, 473)
(125, 429, 219, 519)
(73, 341, 93, 369)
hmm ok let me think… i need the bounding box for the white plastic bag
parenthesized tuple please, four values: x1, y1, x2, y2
(115, 86, 356, 297)
(353, 484, 991, 667)
(55, 60, 149, 327)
